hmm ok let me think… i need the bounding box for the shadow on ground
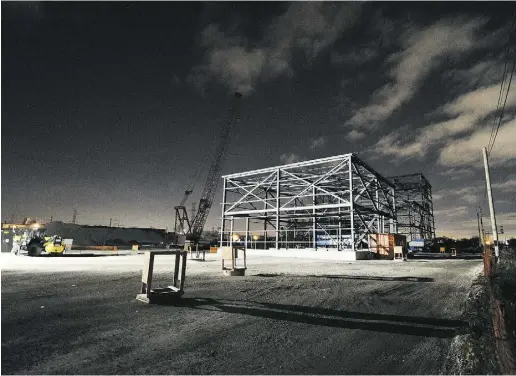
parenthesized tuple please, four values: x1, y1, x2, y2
(409, 253, 482, 260)
(253, 273, 434, 283)
(154, 297, 464, 338)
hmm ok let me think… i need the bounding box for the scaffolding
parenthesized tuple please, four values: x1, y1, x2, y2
(219, 153, 397, 252)
(388, 173, 436, 242)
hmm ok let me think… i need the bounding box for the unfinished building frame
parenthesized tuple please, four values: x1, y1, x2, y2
(388, 173, 436, 241)
(219, 154, 397, 252)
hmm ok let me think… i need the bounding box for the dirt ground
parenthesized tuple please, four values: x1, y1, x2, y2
(1, 253, 483, 374)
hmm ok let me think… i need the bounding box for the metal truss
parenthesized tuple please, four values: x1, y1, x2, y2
(219, 153, 396, 251)
(388, 173, 436, 241)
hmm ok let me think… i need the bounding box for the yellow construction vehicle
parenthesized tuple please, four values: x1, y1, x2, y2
(22, 226, 65, 256)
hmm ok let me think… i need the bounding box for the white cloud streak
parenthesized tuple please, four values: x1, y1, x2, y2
(346, 130, 366, 141)
(447, 58, 506, 89)
(439, 117, 516, 167)
(310, 136, 327, 150)
(280, 153, 304, 164)
(371, 77, 516, 163)
(434, 206, 469, 218)
(331, 46, 379, 65)
(188, 3, 361, 94)
(346, 17, 488, 129)
(492, 178, 516, 192)
(433, 186, 483, 205)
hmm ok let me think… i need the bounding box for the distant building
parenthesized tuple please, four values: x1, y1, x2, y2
(388, 173, 436, 242)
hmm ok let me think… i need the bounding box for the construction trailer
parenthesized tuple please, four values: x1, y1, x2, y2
(388, 173, 436, 242)
(219, 153, 397, 257)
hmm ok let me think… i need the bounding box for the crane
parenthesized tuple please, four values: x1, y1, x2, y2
(174, 92, 243, 246)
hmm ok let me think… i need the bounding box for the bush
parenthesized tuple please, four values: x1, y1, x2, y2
(492, 248, 516, 338)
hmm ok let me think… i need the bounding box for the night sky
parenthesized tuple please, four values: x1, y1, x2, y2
(2, 2, 516, 238)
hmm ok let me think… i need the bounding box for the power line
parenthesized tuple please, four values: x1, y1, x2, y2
(487, 12, 516, 155)
(487, 47, 511, 151)
(488, 57, 515, 155)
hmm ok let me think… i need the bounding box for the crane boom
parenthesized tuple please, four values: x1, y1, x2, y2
(189, 92, 242, 241)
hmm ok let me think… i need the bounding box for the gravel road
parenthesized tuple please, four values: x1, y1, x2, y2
(1, 253, 483, 374)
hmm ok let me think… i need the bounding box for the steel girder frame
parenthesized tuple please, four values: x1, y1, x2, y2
(388, 173, 436, 241)
(219, 153, 396, 252)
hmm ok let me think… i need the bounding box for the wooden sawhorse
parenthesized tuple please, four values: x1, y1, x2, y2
(136, 250, 187, 304)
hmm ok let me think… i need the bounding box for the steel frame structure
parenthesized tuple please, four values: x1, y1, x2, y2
(219, 153, 396, 252)
(388, 173, 436, 241)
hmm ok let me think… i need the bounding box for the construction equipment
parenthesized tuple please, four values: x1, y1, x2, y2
(173, 190, 193, 243)
(14, 225, 65, 256)
(174, 92, 243, 247)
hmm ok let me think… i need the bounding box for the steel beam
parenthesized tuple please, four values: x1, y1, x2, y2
(220, 154, 396, 252)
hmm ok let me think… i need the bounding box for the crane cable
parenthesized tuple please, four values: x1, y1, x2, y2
(182, 109, 223, 195)
(184, 146, 212, 193)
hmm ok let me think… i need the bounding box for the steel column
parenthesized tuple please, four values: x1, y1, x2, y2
(276, 169, 280, 249)
(312, 184, 316, 250)
(229, 217, 234, 248)
(264, 190, 268, 250)
(220, 178, 227, 247)
(245, 217, 249, 250)
(349, 159, 355, 252)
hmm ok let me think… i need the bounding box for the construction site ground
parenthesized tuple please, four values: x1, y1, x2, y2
(2, 253, 483, 375)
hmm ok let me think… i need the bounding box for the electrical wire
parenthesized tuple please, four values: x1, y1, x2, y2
(487, 50, 511, 152)
(487, 12, 516, 155)
(487, 14, 515, 152)
(488, 57, 515, 155)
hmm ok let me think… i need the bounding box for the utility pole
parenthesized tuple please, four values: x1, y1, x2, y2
(482, 147, 499, 262)
(72, 210, 78, 224)
(109, 218, 112, 227)
(480, 207, 486, 248)
(477, 209, 482, 247)
(478, 206, 486, 248)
